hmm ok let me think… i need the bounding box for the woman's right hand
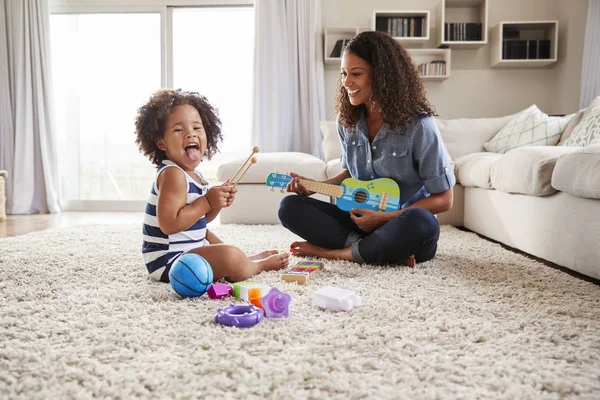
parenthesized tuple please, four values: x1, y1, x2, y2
(287, 172, 314, 196)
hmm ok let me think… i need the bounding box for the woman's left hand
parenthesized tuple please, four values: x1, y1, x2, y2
(349, 208, 388, 233)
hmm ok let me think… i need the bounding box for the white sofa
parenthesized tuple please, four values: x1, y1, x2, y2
(217, 103, 600, 280)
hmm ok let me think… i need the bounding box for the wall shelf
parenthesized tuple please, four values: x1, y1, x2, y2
(409, 48, 451, 81)
(490, 21, 558, 68)
(372, 10, 430, 47)
(436, 0, 488, 49)
(323, 26, 360, 64)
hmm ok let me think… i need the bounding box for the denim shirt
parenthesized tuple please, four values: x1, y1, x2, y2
(337, 113, 456, 208)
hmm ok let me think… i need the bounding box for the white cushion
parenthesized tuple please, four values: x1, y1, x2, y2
(320, 121, 342, 162)
(483, 105, 571, 154)
(552, 144, 600, 199)
(560, 107, 600, 147)
(490, 146, 576, 197)
(326, 158, 343, 179)
(216, 152, 326, 184)
(435, 114, 515, 160)
(454, 152, 503, 189)
(557, 109, 585, 145)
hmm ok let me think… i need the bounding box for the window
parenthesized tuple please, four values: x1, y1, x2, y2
(50, 5, 255, 207)
(172, 7, 254, 154)
(51, 13, 161, 203)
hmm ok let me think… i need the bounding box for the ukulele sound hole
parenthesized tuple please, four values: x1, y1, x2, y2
(354, 190, 368, 204)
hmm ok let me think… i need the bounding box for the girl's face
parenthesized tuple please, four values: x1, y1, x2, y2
(156, 104, 207, 171)
(340, 50, 373, 107)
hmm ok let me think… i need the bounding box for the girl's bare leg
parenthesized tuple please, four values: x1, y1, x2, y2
(205, 230, 279, 261)
(189, 244, 289, 282)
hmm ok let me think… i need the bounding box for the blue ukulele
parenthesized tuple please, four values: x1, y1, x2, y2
(266, 172, 400, 212)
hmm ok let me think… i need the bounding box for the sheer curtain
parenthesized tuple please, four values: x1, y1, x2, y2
(0, 0, 60, 214)
(580, 0, 600, 109)
(252, 0, 326, 157)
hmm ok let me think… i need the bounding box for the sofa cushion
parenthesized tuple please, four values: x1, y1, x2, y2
(552, 145, 600, 199)
(217, 152, 326, 184)
(490, 146, 576, 196)
(483, 105, 572, 154)
(557, 109, 585, 145)
(320, 121, 342, 162)
(560, 107, 600, 147)
(326, 158, 343, 179)
(435, 114, 515, 160)
(454, 152, 503, 189)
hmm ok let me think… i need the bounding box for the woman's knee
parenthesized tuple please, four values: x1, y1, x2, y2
(400, 208, 440, 239)
(278, 195, 303, 224)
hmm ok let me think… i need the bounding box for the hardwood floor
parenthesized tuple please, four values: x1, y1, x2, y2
(0, 212, 145, 238)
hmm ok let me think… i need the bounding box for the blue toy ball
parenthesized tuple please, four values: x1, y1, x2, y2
(169, 254, 213, 298)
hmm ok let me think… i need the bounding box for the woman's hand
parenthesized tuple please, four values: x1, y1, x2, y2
(349, 208, 389, 233)
(286, 172, 314, 196)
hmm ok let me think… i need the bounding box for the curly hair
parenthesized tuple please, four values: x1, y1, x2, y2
(134, 89, 223, 166)
(335, 31, 434, 131)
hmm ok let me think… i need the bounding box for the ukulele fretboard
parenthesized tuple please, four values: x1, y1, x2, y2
(300, 180, 344, 198)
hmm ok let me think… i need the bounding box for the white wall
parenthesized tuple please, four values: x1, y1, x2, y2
(321, 0, 588, 119)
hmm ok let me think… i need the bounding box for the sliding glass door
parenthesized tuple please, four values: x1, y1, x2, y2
(50, 4, 254, 209)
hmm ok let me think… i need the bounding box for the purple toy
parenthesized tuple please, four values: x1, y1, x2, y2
(208, 283, 232, 300)
(215, 304, 264, 328)
(260, 287, 292, 318)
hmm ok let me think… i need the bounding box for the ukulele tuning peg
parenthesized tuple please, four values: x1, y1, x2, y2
(280, 189, 285, 194)
(270, 188, 274, 192)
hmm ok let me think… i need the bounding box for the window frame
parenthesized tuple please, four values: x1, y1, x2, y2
(49, 0, 253, 211)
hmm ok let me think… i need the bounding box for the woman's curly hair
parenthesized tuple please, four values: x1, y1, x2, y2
(134, 89, 223, 166)
(335, 31, 434, 131)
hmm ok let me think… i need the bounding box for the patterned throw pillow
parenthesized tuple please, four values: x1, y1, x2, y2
(561, 107, 600, 147)
(483, 105, 572, 154)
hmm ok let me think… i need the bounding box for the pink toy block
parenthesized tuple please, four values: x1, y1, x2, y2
(207, 283, 232, 300)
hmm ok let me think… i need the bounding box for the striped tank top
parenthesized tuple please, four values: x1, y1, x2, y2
(142, 160, 210, 282)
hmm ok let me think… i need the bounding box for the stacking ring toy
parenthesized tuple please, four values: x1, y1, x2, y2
(215, 304, 264, 328)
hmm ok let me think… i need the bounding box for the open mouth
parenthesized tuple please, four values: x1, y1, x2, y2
(347, 88, 360, 97)
(184, 143, 201, 161)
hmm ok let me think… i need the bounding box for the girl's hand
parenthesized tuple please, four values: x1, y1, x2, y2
(349, 208, 388, 233)
(206, 185, 232, 209)
(287, 172, 315, 196)
(221, 179, 237, 207)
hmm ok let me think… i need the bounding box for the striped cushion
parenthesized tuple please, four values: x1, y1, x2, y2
(484, 105, 571, 154)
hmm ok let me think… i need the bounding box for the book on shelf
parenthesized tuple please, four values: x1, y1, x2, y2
(502, 39, 551, 60)
(417, 60, 446, 76)
(329, 39, 350, 58)
(444, 22, 482, 41)
(375, 16, 425, 38)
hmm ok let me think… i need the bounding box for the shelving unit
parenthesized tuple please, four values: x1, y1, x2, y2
(409, 49, 451, 81)
(490, 21, 558, 68)
(436, 0, 488, 49)
(372, 10, 430, 47)
(323, 27, 360, 64)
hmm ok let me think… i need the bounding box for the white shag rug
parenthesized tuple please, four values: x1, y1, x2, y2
(1, 223, 600, 399)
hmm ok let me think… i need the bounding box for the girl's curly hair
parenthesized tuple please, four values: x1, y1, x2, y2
(335, 31, 434, 131)
(134, 89, 223, 166)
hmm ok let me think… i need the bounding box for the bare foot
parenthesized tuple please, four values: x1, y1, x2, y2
(400, 255, 416, 268)
(289, 241, 327, 258)
(249, 250, 279, 261)
(256, 253, 290, 271)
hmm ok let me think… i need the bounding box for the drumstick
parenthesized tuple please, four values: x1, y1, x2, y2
(232, 157, 257, 188)
(230, 146, 260, 185)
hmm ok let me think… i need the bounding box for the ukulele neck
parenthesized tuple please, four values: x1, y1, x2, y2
(300, 180, 344, 198)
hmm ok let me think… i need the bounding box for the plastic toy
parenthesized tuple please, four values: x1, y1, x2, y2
(168, 254, 213, 298)
(248, 288, 264, 311)
(214, 304, 264, 328)
(312, 286, 362, 311)
(281, 261, 324, 284)
(207, 283, 232, 300)
(260, 287, 292, 318)
(232, 282, 272, 301)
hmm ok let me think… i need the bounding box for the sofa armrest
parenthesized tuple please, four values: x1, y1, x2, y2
(320, 120, 342, 163)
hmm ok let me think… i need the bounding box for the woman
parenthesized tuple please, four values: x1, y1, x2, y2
(278, 31, 455, 267)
